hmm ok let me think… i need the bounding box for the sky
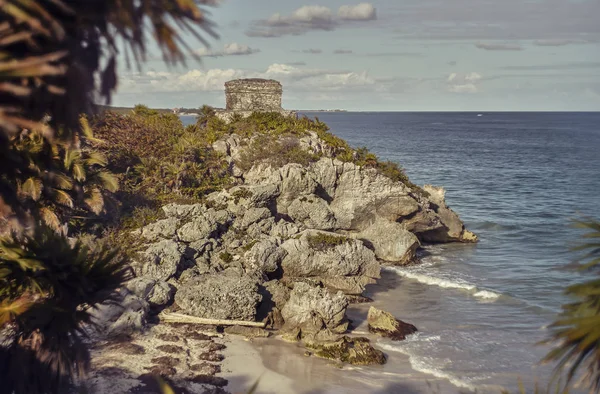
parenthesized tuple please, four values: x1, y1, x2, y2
(113, 0, 600, 111)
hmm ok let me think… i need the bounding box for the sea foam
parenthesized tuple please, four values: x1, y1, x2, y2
(386, 267, 502, 300)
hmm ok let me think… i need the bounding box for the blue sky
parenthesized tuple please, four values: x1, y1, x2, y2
(113, 0, 600, 111)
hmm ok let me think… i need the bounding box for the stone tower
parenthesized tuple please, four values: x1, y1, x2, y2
(216, 79, 296, 122)
(225, 79, 283, 111)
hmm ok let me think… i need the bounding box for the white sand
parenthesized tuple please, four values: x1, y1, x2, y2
(221, 336, 300, 394)
(220, 334, 455, 394)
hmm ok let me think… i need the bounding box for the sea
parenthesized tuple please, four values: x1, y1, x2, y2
(181, 112, 600, 393)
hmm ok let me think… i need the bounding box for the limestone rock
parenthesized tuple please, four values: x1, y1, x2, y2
(125, 277, 173, 309)
(280, 231, 380, 293)
(177, 209, 232, 242)
(287, 195, 337, 230)
(138, 217, 180, 242)
(305, 336, 386, 365)
(367, 306, 417, 341)
(138, 240, 183, 281)
(162, 203, 205, 219)
(421, 185, 478, 243)
(244, 239, 287, 275)
(237, 207, 271, 230)
(330, 161, 413, 231)
(92, 290, 149, 337)
(175, 273, 261, 321)
(281, 282, 348, 338)
(270, 220, 300, 239)
(358, 218, 420, 264)
(177, 217, 218, 243)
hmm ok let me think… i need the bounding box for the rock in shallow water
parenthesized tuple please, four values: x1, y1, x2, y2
(305, 336, 386, 365)
(367, 306, 417, 341)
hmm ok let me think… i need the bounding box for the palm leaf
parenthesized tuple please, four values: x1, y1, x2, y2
(20, 177, 42, 200)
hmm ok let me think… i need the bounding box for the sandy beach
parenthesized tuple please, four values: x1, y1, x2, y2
(221, 301, 456, 394)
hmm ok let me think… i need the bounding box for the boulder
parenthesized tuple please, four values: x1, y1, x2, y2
(281, 282, 349, 338)
(329, 163, 415, 231)
(358, 218, 420, 264)
(137, 240, 184, 281)
(236, 207, 271, 230)
(175, 273, 261, 321)
(125, 277, 173, 308)
(162, 203, 205, 219)
(367, 306, 417, 341)
(176, 209, 232, 243)
(420, 185, 478, 243)
(137, 217, 180, 242)
(177, 217, 219, 243)
(91, 290, 149, 337)
(280, 231, 380, 293)
(305, 336, 386, 365)
(287, 195, 337, 230)
(270, 220, 300, 239)
(244, 239, 287, 275)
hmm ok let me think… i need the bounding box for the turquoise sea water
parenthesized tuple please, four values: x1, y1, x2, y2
(181, 112, 600, 392)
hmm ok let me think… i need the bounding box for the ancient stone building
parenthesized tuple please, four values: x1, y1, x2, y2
(215, 78, 296, 122)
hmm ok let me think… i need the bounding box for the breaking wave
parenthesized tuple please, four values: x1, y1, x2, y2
(385, 267, 502, 300)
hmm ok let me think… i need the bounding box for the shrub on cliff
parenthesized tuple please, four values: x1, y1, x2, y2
(92, 109, 232, 229)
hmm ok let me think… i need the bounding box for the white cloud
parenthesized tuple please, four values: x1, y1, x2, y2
(447, 72, 482, 93)
(302, 49, 323, 54)
(120, 64, 376, 94)
(475, 42, 523, 51)
(195, 43, 260, 57)
(532, 39, 588, 47)
(246, 3, 376, 38)
(338, 3, 377, 21)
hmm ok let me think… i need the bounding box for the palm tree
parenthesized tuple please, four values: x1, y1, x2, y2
(543, 220, 600, 392)
(0, 1, 219, 392)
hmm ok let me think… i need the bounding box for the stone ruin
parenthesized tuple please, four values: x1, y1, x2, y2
(215, 78, 297, 122)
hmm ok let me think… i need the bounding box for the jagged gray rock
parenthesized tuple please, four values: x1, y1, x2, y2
(270, 220, 300, 238)
(137, 240, 184, 281)
(358, 218, 420, 264)
(136, 217, 180, 242)
(244, 238, 287, 275)
(287, 194, 337, 230)
(280, 230, 379, 293)
(237, 207, 271, 230)
(175, 273, 261, 321)
(281, 282, 349, 338)
(125, 277, 173, 308)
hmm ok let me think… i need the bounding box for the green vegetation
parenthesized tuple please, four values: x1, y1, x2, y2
(219, 252, 234, 264)
(306, 233, 352, 251)
(91, 108, 232, 232)
(238, 134, 320, 172)
(0, 0, 217, 392)
(192, 110, 426, 195)
(542, 220, 600, 392)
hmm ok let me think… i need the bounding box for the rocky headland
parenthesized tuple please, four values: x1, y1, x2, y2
(85, 114, 476, 393)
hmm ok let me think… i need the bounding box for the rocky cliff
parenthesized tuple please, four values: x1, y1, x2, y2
(89, 118, 476, 391)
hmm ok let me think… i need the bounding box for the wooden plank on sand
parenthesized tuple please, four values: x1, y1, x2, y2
(159, 312, 266, 328)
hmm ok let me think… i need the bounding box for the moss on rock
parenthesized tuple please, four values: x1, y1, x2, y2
(305, 336, 386, 365)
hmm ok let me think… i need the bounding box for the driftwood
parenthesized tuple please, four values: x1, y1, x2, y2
(159, 312, 266, 328)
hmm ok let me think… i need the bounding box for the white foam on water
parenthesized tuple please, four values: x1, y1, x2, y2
(379, 339, 480, 392)
(386, 267, 502, 300)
